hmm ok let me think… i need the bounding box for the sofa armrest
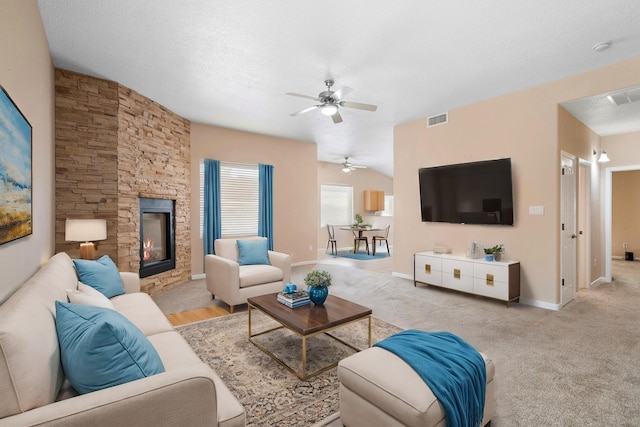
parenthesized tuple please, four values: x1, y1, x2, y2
(120, 271, 141, 293)
(205, 254, 240, 297)
(0, 365, 240, 427)
(268, 251, 292, 284)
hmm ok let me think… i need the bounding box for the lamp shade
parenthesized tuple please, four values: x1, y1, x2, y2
(65, 219, 107, 242)
(598, 151, 611, 163)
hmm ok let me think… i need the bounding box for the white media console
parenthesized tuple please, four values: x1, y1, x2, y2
(414, 251, 520, 306)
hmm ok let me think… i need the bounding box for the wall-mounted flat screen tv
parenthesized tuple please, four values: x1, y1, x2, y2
(419, 158, 514, 225)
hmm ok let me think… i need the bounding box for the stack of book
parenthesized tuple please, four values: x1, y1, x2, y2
(277, 290, 310, 308)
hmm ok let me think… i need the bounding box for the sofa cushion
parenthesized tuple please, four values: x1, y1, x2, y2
(110, 292, 174, 336)
(0, 252, 77, 419)
(237, 238, 270, 266)
(239, 264, 284, 288)
(73, 255, 126, 298)
(66, 282, 115, 309)
(55, 301, 165, 395)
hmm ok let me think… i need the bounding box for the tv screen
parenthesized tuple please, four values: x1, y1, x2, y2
(419, 158, 514, 225)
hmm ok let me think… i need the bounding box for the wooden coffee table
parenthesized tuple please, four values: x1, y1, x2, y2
(247, 293, 372, 380)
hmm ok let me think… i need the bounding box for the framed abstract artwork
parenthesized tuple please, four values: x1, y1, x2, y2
(0, 85, 32, 245)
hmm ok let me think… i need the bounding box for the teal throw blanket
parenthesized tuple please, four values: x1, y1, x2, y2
(374, 330, 486, 427)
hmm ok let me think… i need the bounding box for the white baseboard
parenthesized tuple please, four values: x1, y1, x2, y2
(518, 297, 561, 311)
(590, 276, 606, 287)
(191, 273, 205, 280)
(292, 260, 318, 267)
(392, 272, 413, 281)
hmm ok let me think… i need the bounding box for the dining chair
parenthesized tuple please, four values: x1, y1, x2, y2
(352, 229, 369, 255)
(326, 224, 337, 255)
(372, 224, 390, 256)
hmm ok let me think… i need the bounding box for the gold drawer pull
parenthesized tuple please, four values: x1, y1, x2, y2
(425, 264, 431, 274)
(486, 274, 494, 286)
(454, 268, 460, 279)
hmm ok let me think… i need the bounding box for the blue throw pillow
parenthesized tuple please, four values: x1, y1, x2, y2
(55, 301, 165, 394)
(236, 239, 270, 266)
(73, 255, 125, 298)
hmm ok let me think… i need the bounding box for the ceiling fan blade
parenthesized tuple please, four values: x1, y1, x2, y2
(352, 165, 367, 169)
(340, 101, 378, 112)
(331, 110, 343, 124)
(332, 86, 353, 101)
(286, 92, 320, 101)
(290, 105, 319, 116)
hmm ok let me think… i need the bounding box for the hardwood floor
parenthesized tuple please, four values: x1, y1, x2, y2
(166, 305, 229, 326)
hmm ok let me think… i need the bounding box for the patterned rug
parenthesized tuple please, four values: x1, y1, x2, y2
(177, 310, 402, 426)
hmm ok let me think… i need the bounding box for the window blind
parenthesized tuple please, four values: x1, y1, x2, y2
(200, 160, 259, 238)
(320, 184, 353, 227)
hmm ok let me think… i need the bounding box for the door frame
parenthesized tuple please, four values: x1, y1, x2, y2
(577, 159, 591, 289)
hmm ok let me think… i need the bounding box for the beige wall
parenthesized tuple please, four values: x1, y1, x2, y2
(190, 123, 317, 275)
(0, 0, 55, 303)
(393, 56, 640, 307)
(612, 170, 640, 258)
(317, 162, 393, 251)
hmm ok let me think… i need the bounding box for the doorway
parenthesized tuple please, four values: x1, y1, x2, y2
(577, 161, 591, 289)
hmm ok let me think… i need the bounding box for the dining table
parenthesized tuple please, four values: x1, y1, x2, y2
(339, 226, 383, 253)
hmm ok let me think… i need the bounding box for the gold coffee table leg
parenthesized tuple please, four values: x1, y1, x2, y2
(302, 336, 307, 379)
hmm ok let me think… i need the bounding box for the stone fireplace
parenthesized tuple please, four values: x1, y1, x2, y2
(139, 198, 175, 278)
(54, 69, 191, 295)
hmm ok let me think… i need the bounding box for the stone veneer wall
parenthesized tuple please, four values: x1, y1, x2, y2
(55, 69, 191, 294)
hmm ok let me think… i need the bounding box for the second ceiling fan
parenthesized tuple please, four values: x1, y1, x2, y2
(287, 79, 377, 123)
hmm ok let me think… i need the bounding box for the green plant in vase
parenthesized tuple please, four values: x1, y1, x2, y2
(304, 270, 332, 305)
(483, 244, 504, 261)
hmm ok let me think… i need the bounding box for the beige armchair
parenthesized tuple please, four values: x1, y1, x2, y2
(205, 237, 292, 313)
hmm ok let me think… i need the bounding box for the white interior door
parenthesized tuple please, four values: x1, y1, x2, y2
(561, 154, 577, 306)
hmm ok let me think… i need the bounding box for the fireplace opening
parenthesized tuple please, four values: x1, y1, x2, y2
(139, 198, 175, 278)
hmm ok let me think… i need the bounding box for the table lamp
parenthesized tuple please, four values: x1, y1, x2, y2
(65, 219, 107, 260)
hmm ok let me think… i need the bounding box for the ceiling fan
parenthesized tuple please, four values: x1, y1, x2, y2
(286, 79, 377, 123)
(340, 157, 367, 173)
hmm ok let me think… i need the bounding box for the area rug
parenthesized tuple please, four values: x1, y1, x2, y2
(177, 311, 402, 427)
(334, 250, 389, 260)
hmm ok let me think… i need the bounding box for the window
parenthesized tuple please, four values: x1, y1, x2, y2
(381, 194, 394, 217)
(320, 184, 353, 227)
(200, 161, 259, 237)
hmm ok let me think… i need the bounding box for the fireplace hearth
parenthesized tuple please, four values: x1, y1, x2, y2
(139, 198, 175, 278)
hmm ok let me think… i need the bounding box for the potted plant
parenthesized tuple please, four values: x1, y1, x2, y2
(353, 213, 364, 227)
(304, 270, 332, 305)
(483, 244, 504, 261)
(353, 213, 371, 229)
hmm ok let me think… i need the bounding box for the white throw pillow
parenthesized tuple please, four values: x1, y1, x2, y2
(66, 282, 115, 309)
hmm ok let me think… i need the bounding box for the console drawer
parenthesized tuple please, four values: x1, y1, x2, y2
(414, 254, 442, 285)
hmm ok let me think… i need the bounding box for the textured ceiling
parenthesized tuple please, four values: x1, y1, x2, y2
(37, 0, 640, 176)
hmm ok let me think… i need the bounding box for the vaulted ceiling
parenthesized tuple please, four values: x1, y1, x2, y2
(38, 0, 640, 176)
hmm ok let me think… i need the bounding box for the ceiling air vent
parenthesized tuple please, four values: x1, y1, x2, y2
(427, 112, 448, 127)
(607, 87, 640, 106)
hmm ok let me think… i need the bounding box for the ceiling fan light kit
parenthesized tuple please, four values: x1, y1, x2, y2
(287, 79, 377, 123)
(321, 104, 338, 116)
(340, 157, 367, 173)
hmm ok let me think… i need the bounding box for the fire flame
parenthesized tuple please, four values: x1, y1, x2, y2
(143, 238, 154, 261)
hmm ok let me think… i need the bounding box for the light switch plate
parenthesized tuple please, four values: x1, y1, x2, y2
(529, 205, 544, 215)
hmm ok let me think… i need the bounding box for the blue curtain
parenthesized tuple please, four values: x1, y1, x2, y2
(203, 159, 221, 255)
(258, 163, 274, 250)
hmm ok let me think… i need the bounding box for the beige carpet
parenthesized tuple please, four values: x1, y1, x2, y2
(176, 311, 401, 427)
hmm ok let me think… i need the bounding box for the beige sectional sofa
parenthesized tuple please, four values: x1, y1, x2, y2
(0, 252, 245, 427)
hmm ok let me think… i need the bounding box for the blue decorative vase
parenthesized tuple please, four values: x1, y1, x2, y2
(308, 285, 329, 306)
